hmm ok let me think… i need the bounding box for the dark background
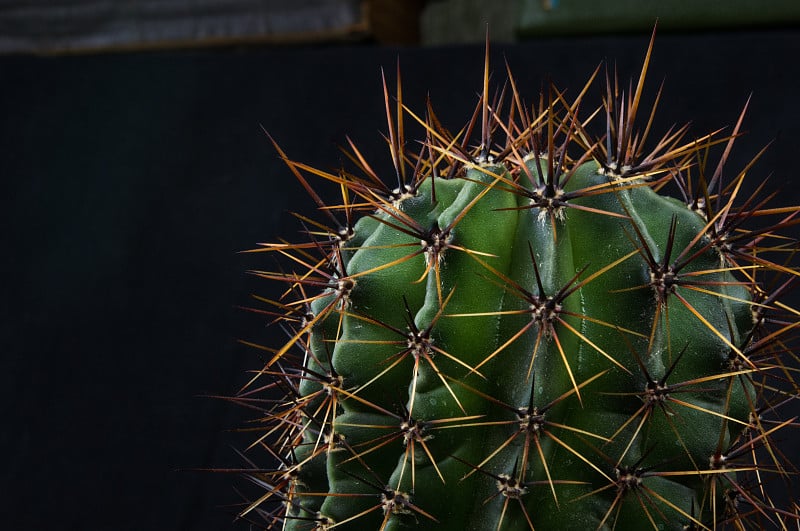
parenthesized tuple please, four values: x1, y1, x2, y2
(3, 29, 800, 529)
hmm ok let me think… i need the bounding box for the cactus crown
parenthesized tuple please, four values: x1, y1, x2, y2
(231, 34, 800, 530)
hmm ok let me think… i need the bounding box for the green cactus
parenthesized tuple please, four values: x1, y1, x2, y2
(234, 36, 800, 530)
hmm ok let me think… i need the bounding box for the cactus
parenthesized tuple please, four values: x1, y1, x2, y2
(233, 35, 800, 530)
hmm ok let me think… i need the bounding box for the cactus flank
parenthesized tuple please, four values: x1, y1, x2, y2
(232, 35, 800, 530)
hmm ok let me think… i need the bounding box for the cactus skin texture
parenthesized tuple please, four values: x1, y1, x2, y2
(236, 36, 800, 530)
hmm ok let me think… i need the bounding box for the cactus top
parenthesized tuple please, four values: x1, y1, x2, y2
(235, 37, 800, 531)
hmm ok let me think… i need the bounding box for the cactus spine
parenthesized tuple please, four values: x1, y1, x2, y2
(234, 36, 800, 529)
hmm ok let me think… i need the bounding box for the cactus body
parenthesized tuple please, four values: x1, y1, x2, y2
(237, 40, 799, 530)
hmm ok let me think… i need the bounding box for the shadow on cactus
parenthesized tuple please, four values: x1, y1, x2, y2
(229, 34, 800, 530)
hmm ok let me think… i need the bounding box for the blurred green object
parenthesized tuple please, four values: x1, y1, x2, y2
(517, 0, 800, 36)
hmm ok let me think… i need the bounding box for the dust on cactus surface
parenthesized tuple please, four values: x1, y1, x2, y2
(228, 33, 800, 530)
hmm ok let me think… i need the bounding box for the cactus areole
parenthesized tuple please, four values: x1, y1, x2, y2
(235, 36, 800, 530)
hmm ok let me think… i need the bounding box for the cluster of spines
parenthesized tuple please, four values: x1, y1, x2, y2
(224, 33, 800, 530)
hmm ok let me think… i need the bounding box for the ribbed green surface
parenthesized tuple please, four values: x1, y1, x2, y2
(286, 159, 754, 530)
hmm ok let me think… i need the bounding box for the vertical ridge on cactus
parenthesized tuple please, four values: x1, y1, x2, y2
(229, 32, 800, 530)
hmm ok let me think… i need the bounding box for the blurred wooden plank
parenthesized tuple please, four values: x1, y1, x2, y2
(0, 0, 375, 54)
(517, 0, 800, 37)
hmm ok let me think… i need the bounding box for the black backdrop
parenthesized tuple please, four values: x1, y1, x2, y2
(3, 30, 800, 530)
